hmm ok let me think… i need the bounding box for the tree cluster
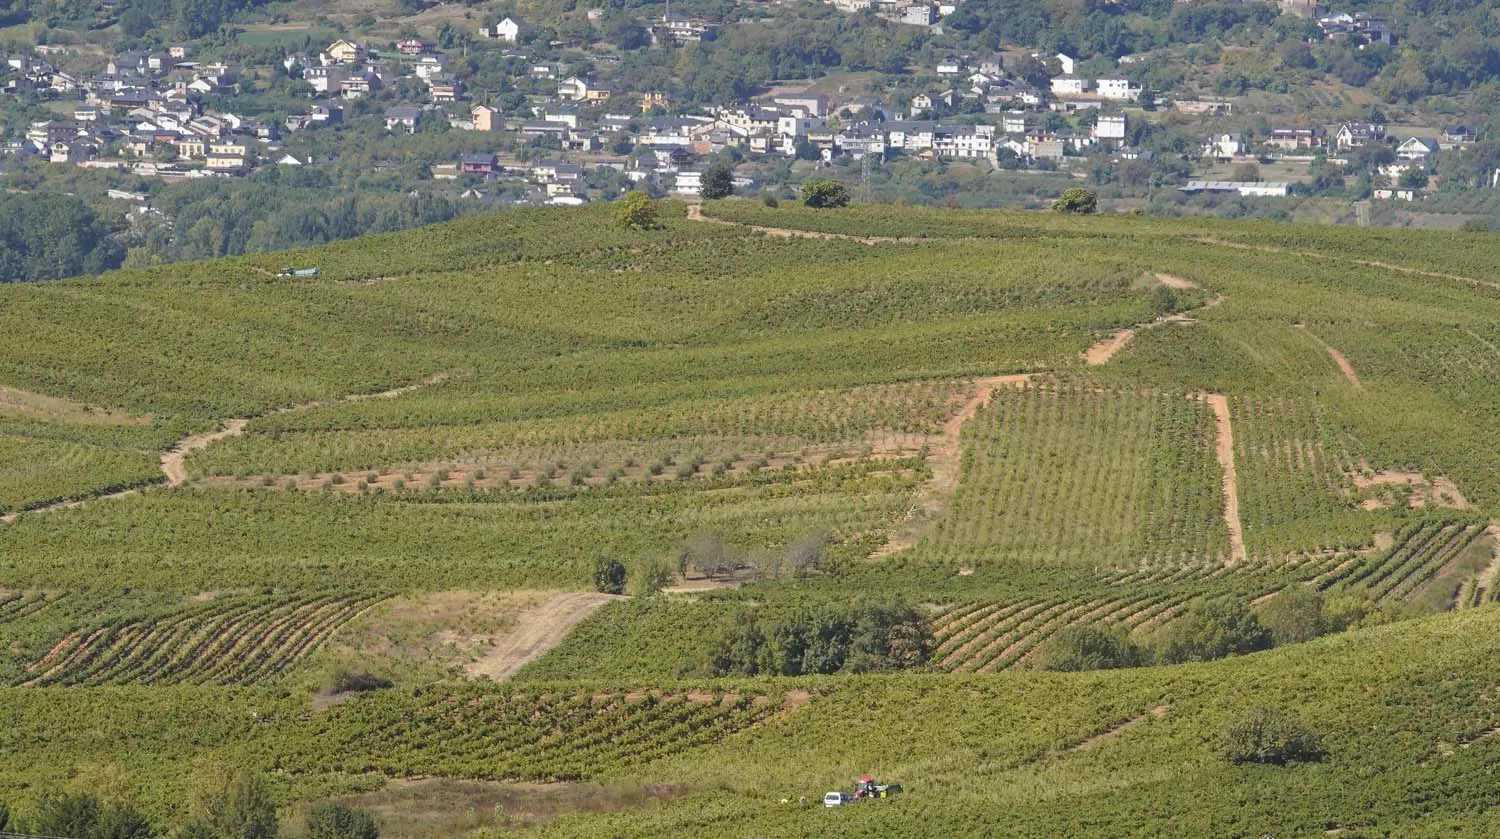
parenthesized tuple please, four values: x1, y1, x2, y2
(0, 193, 123, 283)
(1, 773, 381, 839)
(705, 598, 933, 676)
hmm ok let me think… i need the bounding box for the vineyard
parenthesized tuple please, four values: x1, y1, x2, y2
(913, 384, 1229, 568)
(0, 202, 1499, 837)
(261, 686, 803, 782)
(12, 590, 384, 687)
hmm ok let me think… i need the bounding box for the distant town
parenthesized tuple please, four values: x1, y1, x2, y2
(1, 0, 1483, 215)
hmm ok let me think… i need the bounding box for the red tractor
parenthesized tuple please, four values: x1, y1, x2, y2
(852, 775, 903, 800)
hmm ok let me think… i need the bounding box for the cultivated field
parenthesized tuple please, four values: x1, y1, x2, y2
(3, 201, 1500, 837)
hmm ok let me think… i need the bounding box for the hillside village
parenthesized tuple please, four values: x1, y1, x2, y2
(0, 3, 1484, 211)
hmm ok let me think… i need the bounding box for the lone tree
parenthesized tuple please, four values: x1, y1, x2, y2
(1218, 706, 1323, 765)
(1052, 187, 1098, 214)
(801, 179, 850, 209)
(615, 190, 659, 230)
(593, 557, 627, 594)
(700, 162, 734, 200)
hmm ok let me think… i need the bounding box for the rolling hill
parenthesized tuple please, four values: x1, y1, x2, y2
(2, 199, 1500, 838)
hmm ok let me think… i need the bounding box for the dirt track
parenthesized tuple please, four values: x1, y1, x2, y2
(1070, 706, 1169, 752)
(2, 375, 452, 522)
(1202, 394, 1247, 564)
(1296, 326, 1362, 390)
(466, 592, 624, 681)
(868, 374, 1034, 558)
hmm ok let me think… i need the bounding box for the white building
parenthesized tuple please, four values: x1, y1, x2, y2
(1051, 76, 1086, 95)
(1092, 114, 1126, 141)
(1095, 78, 1140, 101)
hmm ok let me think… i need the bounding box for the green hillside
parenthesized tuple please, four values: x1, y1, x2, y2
(2, 200, 1500, 838)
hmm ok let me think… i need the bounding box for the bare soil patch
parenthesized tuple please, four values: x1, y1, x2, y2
(1350, 467, 1471, 510)
(325, 778, 689, 838)
(1153, 273, 1198, 289)
(0, 385, 148, 425)
(465, 592, 625, 681)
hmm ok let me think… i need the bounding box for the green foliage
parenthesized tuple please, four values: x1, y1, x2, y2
(800, 180, 850, 209)
(188, 772, 277, 839)
(1033, 625, 1142, 672)
(593, 557, 627, 595)
(700, 164, 734, 201)
(1152, 599, 1271, 664)
(705, 598, 931, 676)
(1218, 706, 1324, 765)
(615, 191, 660, 231)
(30, 790, 154, 839)
(303, 803, 377, 839)
(1052, 188, 1099, 215)
(1255, 586, 1329, 646)
(0, 193, 122, 283)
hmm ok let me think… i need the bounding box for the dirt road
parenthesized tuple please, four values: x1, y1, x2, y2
(869, 374, 1034, 558)
(466, 592, 624, 681)
(1202, 393, 1247, 564)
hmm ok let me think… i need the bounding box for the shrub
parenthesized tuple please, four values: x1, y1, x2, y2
(1218, 706, 1324, 765)
(761, 191, 779, 207)
(1152, 598, 1271, 664)
(615, 190, 659, 230)
(801, 179, 850, 209)
(593, 557, 627, 594)
(305, 803, 378, 839)
(1034, 625, 1143, 671)
(1052, 187, 1098, 214)
(1255, 586, 1330, 646)
(327, 668, 393, 694)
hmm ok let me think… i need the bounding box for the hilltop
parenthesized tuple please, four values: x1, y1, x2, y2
(1, 201, 1500, 837)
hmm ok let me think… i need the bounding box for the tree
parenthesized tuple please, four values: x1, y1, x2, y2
(1255, 586, 1329, 646)
(1398, 167, 1429, 189)
(614, 190, 659, 230)
(700, 162, 734, 199)
(187, 772, 277, 839)
(304, 803, 377, 839)
(29, 791, 152, 839)
(1152, 598, 1271, 664)
(1052, 187, 1098, 214)
(1218, 707, 1323, 765)
(801, 179, 850, 208)
(1034, 625, 1143, 671)
(120, 4, 154, 37)
(593, 557, 627, 594)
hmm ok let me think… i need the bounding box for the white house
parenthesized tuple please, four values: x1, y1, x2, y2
(489, 17, 521, 43)
(1395, 136, 1439, 161)
(1050, 76, 1086, 95)
(1092, 114, 1126, 141)
(1204, 133, 1246, 160)
(674, 169, 703, 196)
(1056, 53, 1076, 75)
(1095, 78, 1140, 101)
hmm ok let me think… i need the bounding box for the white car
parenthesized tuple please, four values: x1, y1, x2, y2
(823, 791, 853, 808)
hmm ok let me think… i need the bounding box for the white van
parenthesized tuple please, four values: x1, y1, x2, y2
(823, 791, 852, 808)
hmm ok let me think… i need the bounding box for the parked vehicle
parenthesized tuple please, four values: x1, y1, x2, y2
(823, 791, 852, 808)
